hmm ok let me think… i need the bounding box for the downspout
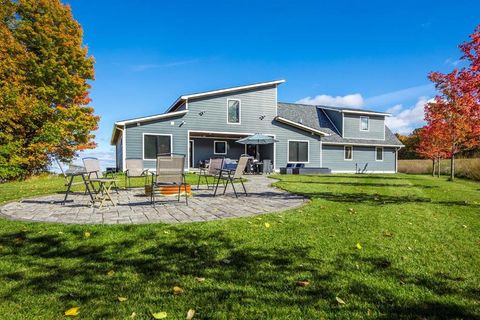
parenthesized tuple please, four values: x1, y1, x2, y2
(115, 125, 126, 172)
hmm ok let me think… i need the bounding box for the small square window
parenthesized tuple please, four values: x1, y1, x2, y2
(344, 146, 353, 160)
(360, 116, 369, 131)
(214, 141, 227, 154)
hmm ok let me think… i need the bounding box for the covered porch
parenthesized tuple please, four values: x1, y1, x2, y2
(188, 131, 276, 170)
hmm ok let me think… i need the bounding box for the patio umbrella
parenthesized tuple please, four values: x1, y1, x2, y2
(235, 133, 278, 145)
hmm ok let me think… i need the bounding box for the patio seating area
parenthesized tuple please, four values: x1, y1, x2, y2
(0, 175, 306, 224)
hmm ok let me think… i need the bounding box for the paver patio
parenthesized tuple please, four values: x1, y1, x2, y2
(0, 175, 307, 224)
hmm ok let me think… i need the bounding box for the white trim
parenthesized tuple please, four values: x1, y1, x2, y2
(322, 142, 404, 147)
(122, 127, 126, 171)
(115, 110, 188, 126)
(180, 80, 285, 100)
(320, 106, 391, 117)
(275, 116, 331, 136)
(287, 140, 310, 164)
(320, 108, 341, 135)
(213, 140, 228, 155)
(395, 148, 398, 173)
(344, 145, 353, 161)
(375, 146, 384, 161)
(342, 113, 345, 138)
(142, 133, 173, 161)
(227, 99, 241, 125)
(189, 129, 255, 136)
(190, 136, 243, 140)
(360, 116, 369, 131)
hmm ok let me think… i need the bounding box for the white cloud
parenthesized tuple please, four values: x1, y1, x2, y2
(385, 96, 432, 134)
(364, 84, 434, 107)
(444, 58, 462, 67)
(296, 93, 364, 108)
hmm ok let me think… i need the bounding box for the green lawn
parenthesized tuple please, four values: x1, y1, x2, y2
(0, 174, 479, 319)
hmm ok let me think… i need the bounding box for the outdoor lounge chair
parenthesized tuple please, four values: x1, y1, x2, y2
(124, 159, 149, 188)
(151, 153, 188, 206)
(196, 157, 224, 190)
(213, 156, 249, 197)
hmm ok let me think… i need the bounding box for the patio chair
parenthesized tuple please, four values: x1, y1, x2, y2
(82, 157, 119, 207)
(213, 156, 249, 198)
(151, 153, 188, 206)
(263, 159, 273, 174)
(124, 159, 149, 189)
(196, 157, 224, 190)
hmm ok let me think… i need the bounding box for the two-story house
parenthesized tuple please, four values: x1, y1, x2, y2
(110, 80, 403, 173)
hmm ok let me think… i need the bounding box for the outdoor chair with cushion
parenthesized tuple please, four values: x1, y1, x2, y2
(196, 157, 224, 190)
(151, 153, 188, 206)
(213, 156, 249, 198)
(82, 157, 119, 208)
(124, 159, 149, 189)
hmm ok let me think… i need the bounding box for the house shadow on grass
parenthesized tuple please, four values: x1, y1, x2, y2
(297, 191, 432, 205)
(0, 227, 478, 319)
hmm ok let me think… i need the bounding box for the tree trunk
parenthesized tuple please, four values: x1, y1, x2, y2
(437, 157, 441, 177)
(450, 154, 455, 181)
(432, 159, 435, 177)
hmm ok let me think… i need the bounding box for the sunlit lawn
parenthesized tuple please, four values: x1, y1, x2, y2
(0, 173, 479, 319)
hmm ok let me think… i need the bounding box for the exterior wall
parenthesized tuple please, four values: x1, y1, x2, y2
(323, 109, 343, 135)
(343, 114, 385, 140)
(322, 144, 396, 172)
(191, 138, 246, 167)
(125, 113, 188, 169)
(116, 136, 123, 170)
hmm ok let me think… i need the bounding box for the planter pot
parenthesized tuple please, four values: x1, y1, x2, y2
(145, 184, 191, 196)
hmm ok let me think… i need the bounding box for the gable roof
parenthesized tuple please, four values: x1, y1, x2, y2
(277, 102, 403, 146)
(166, 79, 285, 112)
(319, 105, 391, 116)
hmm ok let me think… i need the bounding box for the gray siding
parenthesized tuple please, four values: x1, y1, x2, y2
(323, 109, 343, 135)
(322, 144, 396, 172)
(343, 114, 385, 140)
(125, 113, 188, 169)
(116, 136, 123, 170)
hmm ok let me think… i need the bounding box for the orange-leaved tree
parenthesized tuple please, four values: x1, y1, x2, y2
(425, 25, 480, 180)
(416, 125, 449, 177)
(0, 0, 98, 180)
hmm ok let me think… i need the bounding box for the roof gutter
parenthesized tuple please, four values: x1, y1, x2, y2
(275, 116, 331, 136)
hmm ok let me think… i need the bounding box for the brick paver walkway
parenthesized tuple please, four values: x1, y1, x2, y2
(0, 175, 307, 224)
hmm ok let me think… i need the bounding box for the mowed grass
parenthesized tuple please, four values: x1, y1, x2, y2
(0, 174, 479, 319)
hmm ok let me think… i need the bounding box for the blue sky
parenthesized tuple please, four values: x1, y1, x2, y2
(65, 0, 480, 167)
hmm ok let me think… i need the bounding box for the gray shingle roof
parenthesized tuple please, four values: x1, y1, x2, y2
(276, 102, 403, 146)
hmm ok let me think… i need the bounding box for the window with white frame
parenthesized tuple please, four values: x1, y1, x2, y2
(288, 141, 309, 163)
(227, 99, 240, 124)
(360, 116, 369, 131)
(376, 146, 383, 161)
(344, 145, 353, 160)
(214, 141, 227, 154)
(143, 134, 171, 160)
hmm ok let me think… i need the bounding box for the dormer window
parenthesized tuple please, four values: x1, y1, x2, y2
(360, 116, 369, 131)
(227, 99, 241, 124)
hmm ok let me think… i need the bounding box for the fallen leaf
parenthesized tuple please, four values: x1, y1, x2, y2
(336, 296, 346, 305)
(164, 230, 170, 234)
(186, 309, 195, 319)
(356, 243, 362, 250)
(173, 286, 184, 295)
(296, 280, 310, 287)
(152, 311, 167, 319)
(255, 217, 262, 220)
(130, 312, 137, 318)
(84, 231, 91, 238)
(264, 222, 271, 228)
(462, 225, 468, 228)
(247, 221, 252, 224)
(194, 277, 205, 282)
(118, 296, 128, 302)
(383, 231, 393, 237)
(64, 307, 80, 316)
(107, 270, 115, 276)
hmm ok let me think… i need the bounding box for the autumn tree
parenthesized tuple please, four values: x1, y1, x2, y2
(396, 129, 422, 159)
(416, 125, 449, 177)
(425, 25, 480, 180)
(0, 0, 98, 180)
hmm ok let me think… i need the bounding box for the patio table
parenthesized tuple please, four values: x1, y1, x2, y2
(62, 170, 94, 205)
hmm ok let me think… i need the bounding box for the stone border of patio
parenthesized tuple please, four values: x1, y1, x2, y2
(0, 175, 308, 224)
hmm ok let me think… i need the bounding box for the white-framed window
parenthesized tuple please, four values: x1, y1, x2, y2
(214, 141, 227, 155)
(288, 140, 309, 163)
(376, 146, 383, 161)
(344, 145, 353, 160)
(143, 133, 172, 160)
(360, 116, 369, 131)
(227, 99, 241, 124)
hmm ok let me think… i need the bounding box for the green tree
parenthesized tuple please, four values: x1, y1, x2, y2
(0, 0, 98, 180)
